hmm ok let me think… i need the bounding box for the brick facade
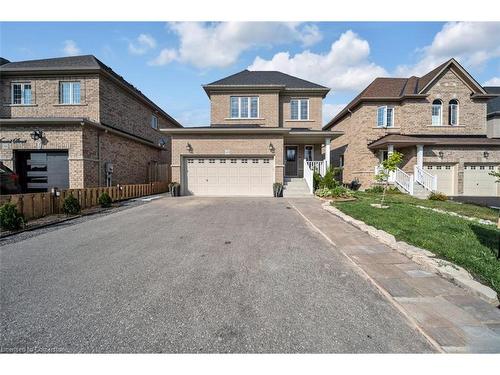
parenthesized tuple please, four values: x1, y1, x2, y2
(330, 65, 496, 193)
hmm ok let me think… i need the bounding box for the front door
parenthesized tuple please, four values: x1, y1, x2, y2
(285, 146, 298, 177)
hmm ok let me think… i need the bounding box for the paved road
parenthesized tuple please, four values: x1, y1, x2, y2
(0, 197, 433, 353)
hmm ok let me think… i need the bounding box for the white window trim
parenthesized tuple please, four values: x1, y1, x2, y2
(449, 101, 459, 126)
(229, 96, 259, 119)
(431, 101, 443, 126)
(291, 98, 310, 120)
(11, 82, 32, 105)
(59, 81, 81, 105)
(151, 114, 159, 129)
(377, 106, 394, 128)
(304, 145, 314, 162)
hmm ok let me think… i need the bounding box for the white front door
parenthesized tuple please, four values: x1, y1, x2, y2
(184, 157, 274, 196)
(463, 164, 499, 196)
(424, 164, 455, 195)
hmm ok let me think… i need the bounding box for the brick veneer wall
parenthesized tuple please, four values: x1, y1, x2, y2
(330, 66, 490, 190)
(0, 75, 100, 121)
(170, 135, 284, 184)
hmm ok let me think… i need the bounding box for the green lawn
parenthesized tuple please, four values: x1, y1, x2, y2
(332, 192, 500, 294)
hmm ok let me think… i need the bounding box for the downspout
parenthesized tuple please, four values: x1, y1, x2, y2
(97, 131, 101, 186)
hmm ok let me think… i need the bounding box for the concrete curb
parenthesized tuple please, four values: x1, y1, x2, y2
(322, 202, 499, 306)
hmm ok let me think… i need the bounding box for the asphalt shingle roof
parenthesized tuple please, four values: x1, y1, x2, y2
(206, 69, 328, 90)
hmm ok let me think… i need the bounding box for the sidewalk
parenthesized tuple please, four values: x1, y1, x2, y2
(288, 197, 500, 353)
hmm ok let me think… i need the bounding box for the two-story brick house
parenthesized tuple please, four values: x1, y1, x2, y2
(0, 55, 182, 193)
(161, 70, 342, 197)
(325, 59, 500, 198)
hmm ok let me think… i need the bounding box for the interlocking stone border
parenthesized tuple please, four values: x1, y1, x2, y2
(322, 202, 499, 305)
(416, 205, 495, 225)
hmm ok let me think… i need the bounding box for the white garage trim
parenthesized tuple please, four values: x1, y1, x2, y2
(182, 155, 275, 197)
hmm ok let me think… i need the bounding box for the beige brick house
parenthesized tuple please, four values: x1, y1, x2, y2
(325, 59, 500, 198)
(0, 55, 181, 193)
(161, 70, 341, 197)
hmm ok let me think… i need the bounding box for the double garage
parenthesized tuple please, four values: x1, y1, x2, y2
(424, 163, 499, 196)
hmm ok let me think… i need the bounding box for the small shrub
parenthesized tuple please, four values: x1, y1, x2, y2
(315, 186, 353, 199)
(365, 185, 384, 194)
(319, 167, 339, 190)
(98, 192, 112, 208)
(428, 191, 448, 201)
(62, 194, 81, 215)
(0, 202, 25, 231)
(313, 171, 322, 190)
(315, 187, 330, 197)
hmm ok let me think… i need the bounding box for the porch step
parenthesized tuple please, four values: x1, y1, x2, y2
(283, 178, 312, 197)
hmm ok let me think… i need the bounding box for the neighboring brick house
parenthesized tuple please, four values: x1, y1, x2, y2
(486, 86, 500, 139)
(161, 70, 342, 197)
(0, 55, 182, 192)
(325, 59, 500, 198)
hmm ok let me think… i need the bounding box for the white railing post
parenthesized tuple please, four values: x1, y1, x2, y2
(409, 174, 414, 195)
(303, 159, 314, 194)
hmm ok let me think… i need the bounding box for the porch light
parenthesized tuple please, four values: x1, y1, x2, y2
(438, 151, 444, 158)
(269, 143, 275, 153)
(186, 143, 193, 153)
(484, 151, 489, 158)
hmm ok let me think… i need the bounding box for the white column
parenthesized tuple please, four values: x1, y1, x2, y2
(416, 144, 424, 168)
(325, 138, 331, 167)
(387, 144, 394, 155)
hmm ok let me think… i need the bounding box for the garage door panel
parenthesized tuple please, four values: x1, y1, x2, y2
(185, 157, 274, 196)
(463, 164, 498, 196)
(424, 165, 455, 196)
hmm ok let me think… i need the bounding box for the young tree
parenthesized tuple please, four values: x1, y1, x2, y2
(374, 151, 403, 207)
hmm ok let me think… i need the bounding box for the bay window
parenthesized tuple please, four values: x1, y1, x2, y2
(11, 82, 32, 105)
(230, 96, 259, 118)
(291, 98, 309, 120)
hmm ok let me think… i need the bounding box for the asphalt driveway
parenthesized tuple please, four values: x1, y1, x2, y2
(0, 197, 433, 353)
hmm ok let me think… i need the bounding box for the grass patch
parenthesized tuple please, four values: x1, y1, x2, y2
(333, 192, 500, 294)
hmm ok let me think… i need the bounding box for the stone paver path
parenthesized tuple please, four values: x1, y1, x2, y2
(289, 198, 500, 353)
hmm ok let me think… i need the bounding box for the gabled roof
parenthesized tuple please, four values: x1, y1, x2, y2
(203, 69, 329, 97)
(485, 86, 500, 117)
(0, 55, 183, 128)
(324, 58, 492, 130)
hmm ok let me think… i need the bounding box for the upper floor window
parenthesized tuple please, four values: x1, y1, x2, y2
(11, 82, 32, 105)
(230, 96, 258, 118)
(448, 99, 459, 126)
(151, 114, 158, 129)
(291, 98, 309, 120)
(59, 81, 81, 104)
(431, 99, 442, 126)
(377, 106, 394, 128)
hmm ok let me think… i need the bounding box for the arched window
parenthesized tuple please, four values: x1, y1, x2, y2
(449, 99, 459, 126)
(431, 99, 442, 126)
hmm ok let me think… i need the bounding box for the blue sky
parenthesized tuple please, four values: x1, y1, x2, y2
(1, 22, 500, 127)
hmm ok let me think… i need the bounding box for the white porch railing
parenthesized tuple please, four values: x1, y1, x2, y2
(414, 165, 437, 192)
(374, 165, 414, 195)
(306, 160, 327, 177)
(303, 159, 314, 194)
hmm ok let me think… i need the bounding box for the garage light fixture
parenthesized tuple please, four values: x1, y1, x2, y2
(438, 151, 444, 158)
(269, 143, 275, 153)
(186, 143, 193, 153)
(30, 129, 44, 141)
(484, 151, 489, 158)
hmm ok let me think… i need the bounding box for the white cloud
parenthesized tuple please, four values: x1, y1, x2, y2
(396, 22, 500, 77)
(62, 40, 81, 56)
(248, 30, 387, 92)
(149, 22, 323, 68)
(148, 49, 177, 66)
(484, 77, 500, 86)
(176, 108, 209, 127)
(128, 34, 157, 55)
(323, 103, 346, 125)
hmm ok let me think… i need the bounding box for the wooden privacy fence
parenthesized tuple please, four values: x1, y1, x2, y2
(0, 181, 169, 221)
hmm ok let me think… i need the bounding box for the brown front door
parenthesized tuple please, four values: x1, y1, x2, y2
(285, 146, 298, 177)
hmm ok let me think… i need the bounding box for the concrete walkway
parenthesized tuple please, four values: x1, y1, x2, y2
(288, 198, 500, 353)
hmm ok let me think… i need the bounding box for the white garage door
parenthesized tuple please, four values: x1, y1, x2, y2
(463, 164, 499, 196)
(424, 164, 455, 195)
(184, 157, 274, 196)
